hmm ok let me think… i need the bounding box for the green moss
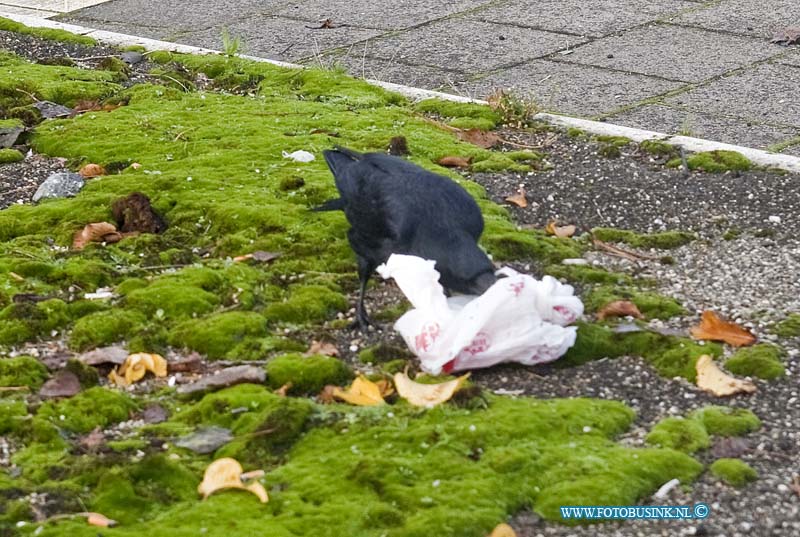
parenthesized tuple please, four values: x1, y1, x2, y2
(645, 417, 710, 453)
(0, 400, 27, 434)
(709, 458, 757, 487)
(168, 311, 268, 360)
(566, 127, 584, 138)
(0, 298, 71, 345)
(592, 228, 696, 249)
(0, 148, 23, 163)
(724, 344, 785, 380)
(358, 343, 414, 364)
(263, 285, 348, 325)
(38, 386, 138, 433)
(69, 309, 146, 351)
(265, 353, 353, 394)
(722, 227, 741, 241)
(639, 139, 679, 158)
(0, 17, 96, 45)
(414, 99, 501, 130)
(690, 406, 760, 437)
(125, 281, 220, 319)
(482, 230, 583, 264)
(774, 313, 800, 338)
(667, 150, 751, 173)
(116, 277, 150, 295)
(584, 285, 686, 320)
(0, 355, 49, 389)
(470, 151, 541, 173)
(545, 264, 633, 286)
(562, 322, 721, 380)
(64, 358, 100, 388)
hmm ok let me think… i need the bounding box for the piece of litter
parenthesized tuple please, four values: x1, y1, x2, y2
(492, 388, 525, 396)
(84, 288, 114, 300)
(561, 258, 588, 265)
(282, 150, 315, 162)
(768, 215, 781, 223)
(653, 478, 680, 499)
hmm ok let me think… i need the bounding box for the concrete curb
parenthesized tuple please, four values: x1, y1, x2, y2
(4, 11, 800, 174)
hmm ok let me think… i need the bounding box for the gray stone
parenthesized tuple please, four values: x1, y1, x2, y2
(34, 101, 73, 119)
(471, 0, 695, 38)
(776, 52, 800, 68)
(671, 0, 797, 39)
(565, 24, 780, 82)
(364, 19, 586, 73)
(453, 60, 683, 115)
(175, 426, 233, 454)
(120, 51, 144, 65)
(186, 16, 384, 62)
(606, 104, 800, 151)
(0, 123, 23, 149)
(664, 63, 800, 127)
(277, 0, 493, 30)
(39, 371, 81, 398)
(177, 365, 265, 395)
(79, 345, 128, 366)
(32, 172, 84, 203)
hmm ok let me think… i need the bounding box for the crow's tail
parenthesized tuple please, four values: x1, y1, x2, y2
(311, 198, 346, 212)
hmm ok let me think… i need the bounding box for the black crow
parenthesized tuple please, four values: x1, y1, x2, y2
(314, 146, 497, 330)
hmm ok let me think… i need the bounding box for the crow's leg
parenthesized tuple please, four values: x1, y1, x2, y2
(351, 256, 375, 331)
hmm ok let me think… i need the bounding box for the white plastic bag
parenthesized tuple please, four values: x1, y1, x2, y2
(377, 254, 583, 375)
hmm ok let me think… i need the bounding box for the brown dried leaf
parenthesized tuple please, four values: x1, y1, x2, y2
(275, 382, 293, 397)
(318, 384, 337, 404)
(458, 128, 501, 149)
(72, 222, 122, 250)
(108, 353, 168, 387)
(490, 523, 517, 537)
(393, 370, 470, 408)
(332, 376, 386, 406)
(545, 220, 576, 238)
(198, 457, 268, 503)
(505, 186, 528, 208)
(771, 27, 800, 46)
(695, 355, 756, 396)
(39, 370, 81, 398)
(305, 340, 339, 357)
(79, 163, 106, 178)
(79, 345, 129, 366)
(86, 512, 117, 527)
(436, 155, 471, 168)
(306, 18, 336, 29)
(597, 300, 643, 321)
(690, 311, 756, 347)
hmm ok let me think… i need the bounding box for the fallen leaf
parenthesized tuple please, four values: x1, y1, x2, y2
(393, 370, 470, 408)
(306, 18, 336, 29)
(490, 523, 517, 537)
(711, 437, 750, 459)
(142, 404, 169, 424)
(79, 163, 106, 178)
(275, 382, 293, 397)
(39, 370, 81, 398)
(78, 427, 106, 452)
(130, 162, 142, 170)
(458, 128, 501, 149)
(111, 192, 166, 233)
(597, 300, 643, 321)
(332, 375, 386, 406)
(690, 311, 756, 347)
(771, 27, 800, 46)
(545, 220, 576, 238)
(436, 155, 471, 168)
(72, 100, 122, 116)
(72, 222, 122, 250)
(695, 355, 756, 396)
(318, 384, 337, 404)
(86, 512, 117, 527)
(305, 340, 339, 357)
(108, 353, 168, 386)
(505, 186, 527, 208)
(79, 345, 129, 366)
(177, 365, 265, 395)
(167, 352, 202, 373)
(198, 458, 268, 503)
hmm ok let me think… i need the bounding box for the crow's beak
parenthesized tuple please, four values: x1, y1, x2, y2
(467, 271, 498, 296)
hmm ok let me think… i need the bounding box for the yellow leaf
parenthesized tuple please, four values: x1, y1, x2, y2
(695, 355, 756, 397)
(393, 370, 470, 408)
(198, 457, 268, 503)
(86, 512, 117, 527)
(108, 353, 168, 386)
(490, 523, 516, 537)
(545, 220, 576, 238)
(332, 375, 386, 406)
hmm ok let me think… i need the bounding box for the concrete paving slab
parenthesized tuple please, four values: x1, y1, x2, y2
(185, 17, 384, 62)
(470, 0, 695, 38)
(3, 0, 109, 10)
(276, 0, 493, 31)
(453, 60, 684, 115)
(664, 63, 800, 127)
(364, 19, 586, 73)
(776, 51, 800, 68)
(671, 0, 797, 39)
(64, 0, 287, 31)
(315, 52, 471, 91)
(565, 23, 781, 82)
(0, 4, 58, 17)
(606, 104, 800, 151)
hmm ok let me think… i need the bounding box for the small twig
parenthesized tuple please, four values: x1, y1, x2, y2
(0, 386, 29, 392)
(592, 237, 662, 262)
(158, 74, 190, 92)
(15, 87, 40, 102)
(68, 54, 116, 62)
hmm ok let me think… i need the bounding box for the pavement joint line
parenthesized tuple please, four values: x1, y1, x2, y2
(3, 10, 800, 174)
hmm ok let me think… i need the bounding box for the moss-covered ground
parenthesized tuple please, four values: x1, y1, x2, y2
(0, 19, 774, 536)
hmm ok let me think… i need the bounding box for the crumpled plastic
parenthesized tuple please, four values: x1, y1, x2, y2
(282, 150, 315, 162)
(377, 254, 583, 375)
